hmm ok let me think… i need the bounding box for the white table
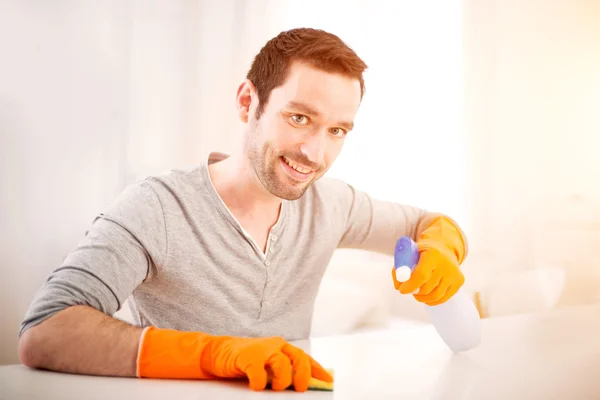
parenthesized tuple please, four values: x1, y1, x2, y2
(2, 304, 600, 399)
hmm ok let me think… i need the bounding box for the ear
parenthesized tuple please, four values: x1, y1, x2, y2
(236, 79, 258, 123)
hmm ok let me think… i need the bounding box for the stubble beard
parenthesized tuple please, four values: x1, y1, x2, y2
(245, 124, 321, 201)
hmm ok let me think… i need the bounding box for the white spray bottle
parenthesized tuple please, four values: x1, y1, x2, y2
(394, 236, 482, 352)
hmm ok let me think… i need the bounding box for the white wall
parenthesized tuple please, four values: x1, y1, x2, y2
(463, 0, 600, 315)
(0, 1, 131, 365)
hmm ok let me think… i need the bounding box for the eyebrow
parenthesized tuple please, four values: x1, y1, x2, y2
(285, 101, 355, 131)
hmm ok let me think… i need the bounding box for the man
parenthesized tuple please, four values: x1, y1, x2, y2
(18, 28, 467, 392)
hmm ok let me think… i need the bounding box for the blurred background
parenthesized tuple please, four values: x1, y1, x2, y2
(1, 0, 599, 365)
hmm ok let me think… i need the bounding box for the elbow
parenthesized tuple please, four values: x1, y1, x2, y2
(18, 326, 44, 369)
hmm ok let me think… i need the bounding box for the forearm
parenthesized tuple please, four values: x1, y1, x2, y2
(338, 190, 446, 254)
(18, 305, 143, 377)
(18, 305, 334, 392)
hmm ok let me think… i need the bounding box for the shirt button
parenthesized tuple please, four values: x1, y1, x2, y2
(265, 260, 271, 266)
(271, 235, 277, 242)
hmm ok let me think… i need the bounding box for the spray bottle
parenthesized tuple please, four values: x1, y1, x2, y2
(394, 236, 482, 352)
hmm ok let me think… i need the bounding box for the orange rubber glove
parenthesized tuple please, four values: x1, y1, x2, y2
(136, 326, 333, 392)
(392, 216, 467, 306)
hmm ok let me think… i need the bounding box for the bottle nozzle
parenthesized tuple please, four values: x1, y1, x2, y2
(394, 265, 412, 282)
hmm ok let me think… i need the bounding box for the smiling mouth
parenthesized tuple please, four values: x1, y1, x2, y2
(281, 156, 313, 174)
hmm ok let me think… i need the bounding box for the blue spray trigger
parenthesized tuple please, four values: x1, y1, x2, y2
(394, 236, 420, 283)
(394, 236, 420, 269)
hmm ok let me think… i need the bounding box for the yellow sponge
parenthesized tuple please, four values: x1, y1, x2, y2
(307, 368, 334, 391)
(266, 368, 334, 391)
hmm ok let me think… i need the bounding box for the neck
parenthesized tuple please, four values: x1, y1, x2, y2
(208, 153, 282, 220)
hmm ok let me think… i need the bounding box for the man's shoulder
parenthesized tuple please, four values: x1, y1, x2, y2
(107, 164, 208, 214)
(301, 175, 357, 210)
(131, 164, 206, 195)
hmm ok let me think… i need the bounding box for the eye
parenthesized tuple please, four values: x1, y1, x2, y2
(329, 127, 347, 138)
(291, 114, 308, 125)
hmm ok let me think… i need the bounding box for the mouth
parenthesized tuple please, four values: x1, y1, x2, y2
(279, 156, 315, 182)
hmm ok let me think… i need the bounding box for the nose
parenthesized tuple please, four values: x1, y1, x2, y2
(299, 132, 326, 166)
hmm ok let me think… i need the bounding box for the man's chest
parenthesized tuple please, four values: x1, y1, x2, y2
(163, 228, 335, 299)
(134, 230, 339, 340)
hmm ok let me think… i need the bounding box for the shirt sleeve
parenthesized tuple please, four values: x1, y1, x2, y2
(19, 180, 167, 337)
(321, 178, 442, 255)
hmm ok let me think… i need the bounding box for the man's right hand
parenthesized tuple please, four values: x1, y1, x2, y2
(137, 327, 333, 392)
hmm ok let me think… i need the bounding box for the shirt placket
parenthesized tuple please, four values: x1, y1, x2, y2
(258, 231, 279, 320)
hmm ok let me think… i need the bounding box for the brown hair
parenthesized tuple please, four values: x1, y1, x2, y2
(246, 28, 368, 118)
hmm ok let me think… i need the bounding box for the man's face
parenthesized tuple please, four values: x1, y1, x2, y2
(244, 61, 362, 200)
